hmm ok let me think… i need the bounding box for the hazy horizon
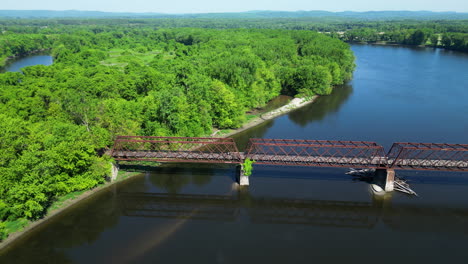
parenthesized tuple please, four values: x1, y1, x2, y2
(0, 9, 467, 14)
(2, 0, 467, 13)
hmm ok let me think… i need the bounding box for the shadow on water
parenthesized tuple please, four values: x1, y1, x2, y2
(117, 189, 468, 234)
(248, 95, 292, 115)
(395, 170, 468, 186)
(288, 83, 353, 127)
(231, 95, 294, 150)
(231, 84, 352, 149)
(121, 163, 235, 193)
(0, 187, 122, 263)
(231, 119, 275, 150)
(2, 166, 468, 263)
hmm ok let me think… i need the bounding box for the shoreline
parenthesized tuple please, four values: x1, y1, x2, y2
(348, 41, 437, 49)
(0, 95, 319, 251)
(346, 41, 468, 54)
(215, 96, 318, 138)
(0, 49, 52, 69)
(349, 41, 427, 48)
(0, 171, 139, 252)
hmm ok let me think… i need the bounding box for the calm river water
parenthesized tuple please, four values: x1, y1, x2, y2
(0, 54, 53, 73)
(1, 45, 468, 264)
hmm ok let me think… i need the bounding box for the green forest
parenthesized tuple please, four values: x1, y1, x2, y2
(1, 17, 467, 53)
(0, 25, 355, 240)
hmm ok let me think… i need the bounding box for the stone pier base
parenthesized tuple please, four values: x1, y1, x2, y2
(110, 162, 119, 182)
(374, 168, 395, 192)
(236, 165, 249, 186)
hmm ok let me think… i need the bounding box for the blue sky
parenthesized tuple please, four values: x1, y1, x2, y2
(3, 0, 467, 13)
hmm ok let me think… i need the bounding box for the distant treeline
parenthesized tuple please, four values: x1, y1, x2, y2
(338, 26, 468, 52)
(0, 26, 354, 239)
(1, 18, 467, 52)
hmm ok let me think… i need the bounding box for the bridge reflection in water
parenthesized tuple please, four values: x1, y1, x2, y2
(118, 191, 468, 233)
(119, 193, 240, 221)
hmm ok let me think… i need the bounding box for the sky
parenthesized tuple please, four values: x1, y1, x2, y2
(2, 0, 467, 13)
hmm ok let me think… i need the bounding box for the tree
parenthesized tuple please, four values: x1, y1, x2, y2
(430, 34, 439, 47)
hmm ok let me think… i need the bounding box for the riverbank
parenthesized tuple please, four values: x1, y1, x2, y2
(0, 95, 320, 251)
(0, 170, 140, 252)
(214, 96, 318, 138)
(346, 40, 466, 53)
(348, 40, 429, 48)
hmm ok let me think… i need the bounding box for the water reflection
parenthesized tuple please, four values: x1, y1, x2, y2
(118, 190, 468, 233)
(384, 205, 468, 234)
(288, 84, 353, 127)
(0, 188, 120, 263)
(119, 192, 240, 221)
(231, 84, 352, 148)
(232, 119, 275, 150)
(3, 170, 468, 263)
(121, 164, 216, 193)
(255, 95, 292, 114)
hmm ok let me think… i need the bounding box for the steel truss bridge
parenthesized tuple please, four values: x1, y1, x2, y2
(111, 136, 468, 171)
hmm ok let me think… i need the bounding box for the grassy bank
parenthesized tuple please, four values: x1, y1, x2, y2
(0, 170, 140, 250)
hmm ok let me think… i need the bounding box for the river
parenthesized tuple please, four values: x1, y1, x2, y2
(0, 53, 53, 73)
(1, 45, 467, 263)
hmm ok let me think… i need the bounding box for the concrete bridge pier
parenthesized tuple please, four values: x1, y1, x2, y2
(110, 162, 119, 182)
(374, 168, 395, 192)
(236, 164, 249, 186)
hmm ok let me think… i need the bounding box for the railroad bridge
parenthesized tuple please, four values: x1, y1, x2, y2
(111, 136, 468, 191)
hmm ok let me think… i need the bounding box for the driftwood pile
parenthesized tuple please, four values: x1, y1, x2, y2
(347, 168, 418, 196)
(394, 177, 418, 196)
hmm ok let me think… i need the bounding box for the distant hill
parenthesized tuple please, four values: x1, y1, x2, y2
(0, 10, 168, 18)
(0, 10, 467, 20)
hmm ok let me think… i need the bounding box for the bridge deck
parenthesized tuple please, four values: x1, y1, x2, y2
(113, 151, 467, 170)
(111, 137, 467, 171)
(113, 151, 243, 164)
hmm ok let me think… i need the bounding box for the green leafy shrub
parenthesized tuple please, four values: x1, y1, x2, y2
(0, 221, 7, 241)
(243, 158, 255, 176)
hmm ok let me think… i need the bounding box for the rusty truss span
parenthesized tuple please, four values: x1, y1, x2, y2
(245, 138, 387, 168)
(111, 136, 468, 171)
(112, 136, 242, 164)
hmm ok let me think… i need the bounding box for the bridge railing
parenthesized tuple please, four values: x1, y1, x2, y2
(111, 136, 242, 164)
(387, 142, 468, 171)
(245, 138, 387, 168)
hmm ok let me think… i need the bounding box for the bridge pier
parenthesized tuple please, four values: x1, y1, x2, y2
(374, 168, 395, 192)
(110, 162, 119, 182)
(236, 165, 249, 186)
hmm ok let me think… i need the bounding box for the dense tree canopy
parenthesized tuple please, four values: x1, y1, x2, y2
(1, 17, 466, 54)
(0, 26, 355, 239)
